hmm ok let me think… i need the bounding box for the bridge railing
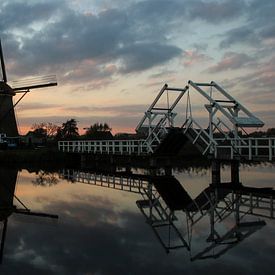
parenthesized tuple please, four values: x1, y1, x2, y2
(58, 139, 155, 155)
(60, 169, 150, 194)
(214, 137, 275, 160)
(182, 117, 218, 157)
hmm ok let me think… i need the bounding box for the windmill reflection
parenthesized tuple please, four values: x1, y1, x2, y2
(61, 168, 275, 260)
(0, 168, 58, 264)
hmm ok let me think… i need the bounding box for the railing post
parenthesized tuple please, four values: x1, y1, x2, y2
(269, 138, 272, 161)
(211, 160, 221, 185)
(120, 141, 123, 155)
(231, 160, 240, 184)
(248, 138, 252, 160)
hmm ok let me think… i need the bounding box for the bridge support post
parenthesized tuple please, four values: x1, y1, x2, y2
(211, 160, 221, 185)
(231, 160, 240, 184)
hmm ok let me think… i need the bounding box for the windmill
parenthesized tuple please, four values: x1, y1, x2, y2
(0, 39, 57, 137)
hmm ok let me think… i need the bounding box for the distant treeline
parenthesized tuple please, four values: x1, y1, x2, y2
(248, 128, 275, 137)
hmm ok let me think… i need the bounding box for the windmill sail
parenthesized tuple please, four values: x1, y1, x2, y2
(10, 75, 57, 91)
(0, 40, 7, 83)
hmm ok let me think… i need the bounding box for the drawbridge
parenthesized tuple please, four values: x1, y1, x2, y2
(58, 81, 275, 161)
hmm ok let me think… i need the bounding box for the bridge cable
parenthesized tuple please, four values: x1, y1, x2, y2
(185, 88, 192, 121)
(166, 89, 171, 127)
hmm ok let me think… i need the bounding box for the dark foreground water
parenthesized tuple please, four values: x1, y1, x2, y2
(1, 163, 275, 275)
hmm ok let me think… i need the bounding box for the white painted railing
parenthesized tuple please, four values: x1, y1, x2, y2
(58, 139, 155, 155)
(214, 137, 275, 161)
(58, 136, 275, 160)
(183, 117, 218, 156)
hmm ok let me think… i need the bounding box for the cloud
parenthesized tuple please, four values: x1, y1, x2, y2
(235, 56, 275, 89)
(117, 42, 182, 73)
(206, 52, 254, 73)
(1, 0, 183, 82)
(189, 0, 246, 24)
(62, 104, 147, 116)
(16, 102, 60, 111)
(219, 0, 275, 49)
(182, 49, 212, 67)
(219, 26, 259, 49)
(0, 0, 61, 30)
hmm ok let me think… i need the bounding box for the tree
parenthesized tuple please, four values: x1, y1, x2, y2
(58, 118, 79, 139)
(34, 128, 47, 138)
(267, 128, 275, 137)
(85, 122, 111, 137)
(31, 122, 60, 138)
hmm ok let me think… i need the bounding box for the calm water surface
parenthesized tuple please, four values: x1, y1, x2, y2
(1, 163, 275, 275)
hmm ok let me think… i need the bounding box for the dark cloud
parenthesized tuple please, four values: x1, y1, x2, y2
(1, 0, 252, 83)
(189, 0, 246, 24)
(118, 42, 182, 73)
(129, 0, 186, 35)
(1, 0, 183, 81)
(219, 26, 259, 48)
(248, 0, 275, 26)
(206, 52, 254, 73)
(235, 56, 275, 89)
(260, 24, 275, 40)
(0, 0, 61, 30)
(219, 0, 275, 49)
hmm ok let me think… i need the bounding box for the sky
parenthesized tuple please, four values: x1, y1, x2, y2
(0, 0, 274, 134)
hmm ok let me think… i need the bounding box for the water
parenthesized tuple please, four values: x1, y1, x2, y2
(1, 163, 275, 274)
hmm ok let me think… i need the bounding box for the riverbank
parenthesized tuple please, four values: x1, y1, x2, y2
(0, 147, 80, 168)
(0, 146, 211, 170)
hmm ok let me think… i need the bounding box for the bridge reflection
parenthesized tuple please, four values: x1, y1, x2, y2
(60, 168, 275, 260)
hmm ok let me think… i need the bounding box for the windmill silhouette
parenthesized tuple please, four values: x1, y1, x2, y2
(0, 39, 57, 137)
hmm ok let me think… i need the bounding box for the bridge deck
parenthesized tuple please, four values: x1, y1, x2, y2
(58, 134, 275, 161)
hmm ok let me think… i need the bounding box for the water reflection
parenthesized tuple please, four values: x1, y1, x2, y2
(60, 168, 275, 261)
(0, 168, 58, 264)
(32, 170, 59, 187)
(1, 164, 275, 274)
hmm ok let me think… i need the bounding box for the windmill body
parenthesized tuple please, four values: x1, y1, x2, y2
(0, 81, 18, 136)
(0, 39, 57, 140)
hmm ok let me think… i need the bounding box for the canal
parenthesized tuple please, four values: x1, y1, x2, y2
(1, 162, 275, 274)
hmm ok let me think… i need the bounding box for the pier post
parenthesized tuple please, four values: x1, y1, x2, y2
(211, 160, 221, 185)
(80, 154, 86, 166)
(165, 167, 172, 176)
(231, 160, 240, 184)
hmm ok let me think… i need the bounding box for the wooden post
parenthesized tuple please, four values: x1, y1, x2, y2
(211, 160, 221, 185)
(165, 167, 172, 176)
(231, 160, 240, 184)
